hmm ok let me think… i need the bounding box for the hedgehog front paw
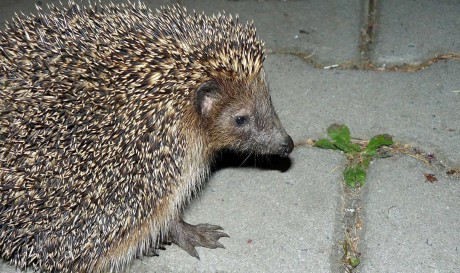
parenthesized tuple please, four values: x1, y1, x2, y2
(169, 218, 229, 259)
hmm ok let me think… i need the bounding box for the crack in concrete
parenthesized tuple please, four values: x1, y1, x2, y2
(358, 0, 377, 68)
(269, 50, 460, 72)
(336, 140, 460, 272)
(341, 187, 364, 273)
(387, 143, 460, 180)
(332, 2, 376, 272)
(305, 137, 460, 273)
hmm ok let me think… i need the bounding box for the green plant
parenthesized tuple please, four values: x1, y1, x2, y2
(315, 124, 393, 188)
(342, 233, 360, 269)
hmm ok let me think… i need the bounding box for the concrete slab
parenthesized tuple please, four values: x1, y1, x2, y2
(361, 157, 460, 273)
(128, 147, 342, 273)
(179, 0, 362, 67)
(372, 0, 460, 66)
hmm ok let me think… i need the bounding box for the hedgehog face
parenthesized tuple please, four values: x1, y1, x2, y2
(196, 78, 293, 157)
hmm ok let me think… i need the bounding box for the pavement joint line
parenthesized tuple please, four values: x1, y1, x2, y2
(387, 142, 460, 180)
(362, 52, 460, 72)
(339, 140, 460, 272)
(298, 137, 460, 272)
(358, 0, 377, 68)
(267, 0, 460, 73)
(268, 50, 460, 72)
(341, 186, 363, 273)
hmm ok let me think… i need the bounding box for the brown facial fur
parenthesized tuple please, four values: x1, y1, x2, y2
(198, 76, 292, 156)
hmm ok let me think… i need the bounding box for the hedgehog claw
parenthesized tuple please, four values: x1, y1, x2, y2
(169, 218, 229, 259)
(141, 241, 169, 257)
(143, 248, 160, 257)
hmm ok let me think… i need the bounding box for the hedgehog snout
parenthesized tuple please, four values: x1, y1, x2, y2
(269, 127, 294, 157)
(267, 112, 293, 157)
(256, 123, 294, 157)
(279, 134, 294, 157)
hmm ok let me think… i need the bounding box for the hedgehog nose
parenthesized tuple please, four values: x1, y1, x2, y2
(280, 135, 294, 157)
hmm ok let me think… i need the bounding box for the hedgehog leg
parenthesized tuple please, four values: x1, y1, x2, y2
(168, 218, 229, 259)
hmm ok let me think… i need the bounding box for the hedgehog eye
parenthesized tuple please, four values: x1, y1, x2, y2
(234, 116, 248, 126)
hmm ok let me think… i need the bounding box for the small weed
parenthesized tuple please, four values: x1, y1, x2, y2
(342, 232, 361, 269)
(314, 124, 394, 188)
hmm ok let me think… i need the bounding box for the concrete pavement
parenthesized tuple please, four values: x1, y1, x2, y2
(0, 0, 459, 272)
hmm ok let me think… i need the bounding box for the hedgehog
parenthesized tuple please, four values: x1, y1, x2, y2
(0, 1, 294, 272)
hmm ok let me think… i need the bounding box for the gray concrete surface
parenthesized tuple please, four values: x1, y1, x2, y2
(179, 0, 362, 66)
(127, 147, 343, 273)
(372, 0, 460, 66)
(1, 0, 459, 273)
(361, 157, 460, 273)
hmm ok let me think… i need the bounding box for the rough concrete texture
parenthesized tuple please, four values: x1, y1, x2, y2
(179, 0, 362, 66)
(1, 0, 460, 273)
(372, 0, 460, 66)
(361, 157, 460, 273)
(127, 147, 343, 273)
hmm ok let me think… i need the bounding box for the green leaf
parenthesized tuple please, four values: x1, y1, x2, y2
(326, 124, 362, 153)
(344, 165, 367, 188)
(334, 140, 361, 153)
(365, 134, 393, 153)
(349, 143, 362, 152)
(314, 139, 338, 150)
(327, 124, 351, 144)
(349, 257, 361, 268)
(333, 139, 352, 153)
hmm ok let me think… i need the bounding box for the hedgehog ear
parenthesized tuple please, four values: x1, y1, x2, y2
(196, 80, 221, 116)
